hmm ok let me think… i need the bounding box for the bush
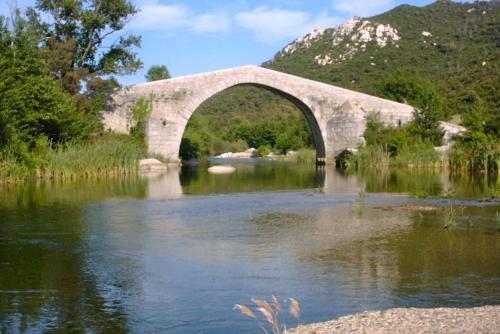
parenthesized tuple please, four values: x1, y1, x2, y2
(349, 114, 441, 169)
(130, 97, 152, 144)
(257, 145, 272, 157)
(293, 148, 316, 163)
(180, 129, 209, 161)
(380, 71, 445, 145)
(449, 131, 499, 173)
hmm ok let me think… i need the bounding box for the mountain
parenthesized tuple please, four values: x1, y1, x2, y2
(265, 0, 498, 116)
(184, 0, 499, 157)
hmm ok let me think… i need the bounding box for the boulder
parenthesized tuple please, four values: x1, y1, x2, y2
(208, 165, 236, 174)
(139, 159, 167, 173)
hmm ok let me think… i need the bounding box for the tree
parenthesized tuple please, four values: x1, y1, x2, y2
(462, 95, 490, 132)
(31, 0, 142, 94)
(380, 71, 445, 145)
(0, 111, 9, 150)
(380, 71, 450, 120)
(146, 65, 171, 82)
(0, 13, 84, 145)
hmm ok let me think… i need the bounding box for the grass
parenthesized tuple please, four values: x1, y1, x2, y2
(287, 148, 316, 164)
(443, 203, 465, 229)
(0, 134, 147, 185)
(235, 296, 301, 334)
(348, 144, 441, 170)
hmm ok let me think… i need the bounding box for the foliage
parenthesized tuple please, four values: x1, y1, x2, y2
(0, 14, 86, 146)
(179, 129, 209, 161)
(32, 0, 142, 94)
(146, 65, 171, 81)
(349, 114, 440, 169)
(130, 97, 152, 144)
(0, 134, 146, 182)
(0, 8, 142, 182)
(290, 148, 316, 164)
(257, 145, 272, 157)
(449, 97, 499, 173)
(82, 76, 120, 132)
(380, 70, 450, 119)
(449, 130, 499, 173)
(0, 109, 10, 150)
(180, 85, 314, 160)
(226, 117, 313, 154)
(379, 71, 445, 146)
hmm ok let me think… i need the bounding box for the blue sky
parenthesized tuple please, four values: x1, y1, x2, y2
(2, 0, 444, 84)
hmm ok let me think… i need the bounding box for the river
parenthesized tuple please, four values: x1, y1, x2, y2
(0, 160, 499, 333)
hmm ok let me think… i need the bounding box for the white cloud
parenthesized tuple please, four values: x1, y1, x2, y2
(191, 13, 231, 34)
(130, 1, 230, 34)
(129, 1, 343, 42)
(235, 7, 341, 43)
(131, 2, 189, 31)
(332, 0, 395, 17)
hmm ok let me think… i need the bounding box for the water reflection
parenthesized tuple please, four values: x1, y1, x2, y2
(0, 163, 498, 333)
(0, 205, 130, 333)
(0, 163, 497, 206)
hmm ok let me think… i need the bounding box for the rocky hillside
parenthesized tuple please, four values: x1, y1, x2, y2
(265, 0, 499, 117)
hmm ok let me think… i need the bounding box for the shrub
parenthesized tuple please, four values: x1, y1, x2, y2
(130, 97, 152, 144)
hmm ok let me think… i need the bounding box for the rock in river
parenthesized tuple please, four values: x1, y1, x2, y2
(207, 165, 236, 174)
(139, 159, 167, 173)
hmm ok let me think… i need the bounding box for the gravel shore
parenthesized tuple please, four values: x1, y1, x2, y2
(292, 306, 500, 334)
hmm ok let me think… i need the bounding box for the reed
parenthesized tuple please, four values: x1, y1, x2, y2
(348, 144, 440, 170)
(234, 296, 301, 334)
(0, 134, 147, 184)
(294, 148, 316, 164)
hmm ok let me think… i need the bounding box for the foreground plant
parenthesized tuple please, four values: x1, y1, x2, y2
(234, 296, 301, 334)
(443, 203, 465, 229)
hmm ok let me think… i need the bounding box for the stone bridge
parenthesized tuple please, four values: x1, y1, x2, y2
(103, 65, 416, 164)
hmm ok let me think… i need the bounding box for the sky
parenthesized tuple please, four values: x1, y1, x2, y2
(1, 0, 446, 85)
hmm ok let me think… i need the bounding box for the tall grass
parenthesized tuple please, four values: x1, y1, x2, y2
(0, 134, 147, 184)
(287, 148, 316, 164)
(347, 143, 441, 170)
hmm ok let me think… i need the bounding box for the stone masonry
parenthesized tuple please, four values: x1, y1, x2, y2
(103, 65, 416, 163)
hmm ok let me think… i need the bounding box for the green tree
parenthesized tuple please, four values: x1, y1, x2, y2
(81, 76, 120, 132)
(130, 97, 152, 144)
(31, 0, 142, 94)
(180, 130, 209, 161)
(450, 96, 499, 172)
(462, 95, 491, 132)
(0, 111, 10, 149)
(146, 65, 171, 82)
(381, 71, 445, 145)
(0, 14, 84, 146)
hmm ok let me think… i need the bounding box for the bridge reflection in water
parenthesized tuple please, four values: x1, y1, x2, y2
(145, 164, 366, 200)
(143, 162, 496, 200)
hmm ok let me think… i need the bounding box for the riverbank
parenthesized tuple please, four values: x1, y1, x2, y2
(291, 306, 500, 334)
(0, 134, 147, 185)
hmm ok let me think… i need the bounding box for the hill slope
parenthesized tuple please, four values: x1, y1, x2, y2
(183, 0, 499, 158)
(266, 0, 499, 117)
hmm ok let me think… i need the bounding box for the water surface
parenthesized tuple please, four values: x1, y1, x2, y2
(0, 162, 498, 333)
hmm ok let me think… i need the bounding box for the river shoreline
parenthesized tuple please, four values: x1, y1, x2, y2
(291, 306, 500, 333)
